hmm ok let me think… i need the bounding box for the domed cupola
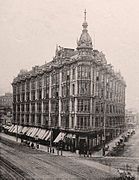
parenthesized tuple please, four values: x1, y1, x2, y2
(77, 10, 93, 51)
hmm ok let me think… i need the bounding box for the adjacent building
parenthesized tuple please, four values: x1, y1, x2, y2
(0, 93, 13, 125)
(0, 93, 13, 108)
(125, 109, 139, 129)
(12, 11, 126, 150)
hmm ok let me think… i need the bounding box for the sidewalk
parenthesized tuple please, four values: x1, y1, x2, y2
(0, 132, 124, 157)
(92, 134, 126, 157)
(0, 132, 78, 157)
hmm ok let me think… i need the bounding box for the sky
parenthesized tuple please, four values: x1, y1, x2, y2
(0, 0, 139, 110)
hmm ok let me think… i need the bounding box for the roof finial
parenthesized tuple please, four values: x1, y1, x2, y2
(82, 9, 88, 29)
(84, 9, 87, 22)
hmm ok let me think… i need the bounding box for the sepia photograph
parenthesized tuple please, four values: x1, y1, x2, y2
(0, 0, 139, 179)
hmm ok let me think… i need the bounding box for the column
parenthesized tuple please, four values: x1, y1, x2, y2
(90, 64, 93, 128)
(29, 81, 32, 125)
(74, 66, 78, 128)
(48, 74, 52, 126)
(58, 71, 62, 127)
(19, 104, 22, 125)
(41, 100, 44, 126)
(103, 72, 107, 140)
(69, 99, 72, 128)
(24, 82, 26, 102)
(69, 68, 72, 128)
(35, 102, 37, 126)
(93, 66, 97, 128)
(35, 80, 37, 126)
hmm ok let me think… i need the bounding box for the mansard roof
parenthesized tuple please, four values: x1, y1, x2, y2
(12, 11, 126, 86)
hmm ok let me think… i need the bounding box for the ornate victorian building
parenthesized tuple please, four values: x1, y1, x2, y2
(12, 11, 126, 150)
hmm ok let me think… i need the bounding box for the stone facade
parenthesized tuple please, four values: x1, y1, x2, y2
(12, 11, 126, 148)
(0, 93, 13, 108)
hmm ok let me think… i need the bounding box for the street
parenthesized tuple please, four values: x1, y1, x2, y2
(0, 135, 119, 180)
(89, 128, 139, 179)
(123, 128, 139, 157)
(0, 129, 139, 179)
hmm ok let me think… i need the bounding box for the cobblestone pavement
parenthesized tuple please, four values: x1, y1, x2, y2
(0, 134, 119, 179)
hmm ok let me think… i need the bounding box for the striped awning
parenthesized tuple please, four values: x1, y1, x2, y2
(38, 129, 47, 139)
(12, 125, 17, 133)
(44, 131, 51, 141)
(35, 128, 42, 138)
(41, 130, 49, 140)
(22, 127, 29, 134)
(13, 126, 23, 134)
(8, 124, 14, 132)
(26, 127, 34, 136)
(30, 128, 39, 137)
(53, 132, 66, 143)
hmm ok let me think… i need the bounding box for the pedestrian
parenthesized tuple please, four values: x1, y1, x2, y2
(102, 147, 105, 156)
(47, 141, 50, 153)
(89, 149, 92, 157)
(83, 144, 87, 157)
(56, 143, 59, 155)
(27, 141, 30, 147)
(36, 144, 39, 149)
(79, 147, 81, 157)
(31, 142, 34, 149)
(59, 140, 63, 156)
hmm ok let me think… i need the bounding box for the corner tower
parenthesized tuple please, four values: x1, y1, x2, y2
(77, 10, 93, 55)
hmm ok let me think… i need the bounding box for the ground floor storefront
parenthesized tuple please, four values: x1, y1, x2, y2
(2, 124, 125, 155)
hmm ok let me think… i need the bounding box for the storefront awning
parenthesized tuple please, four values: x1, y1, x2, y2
(26, 127, 35, 136)
(13, 126, 23, 134)
(25, 127, 32, 136)
(30, 128, 39, 137)
(8, 125, 14, 132)
(12, 125, 17, 133)
(53, 132, 66, 143)
(38, 129, 46, 139)
(41, 130, 49, 140)
(22, 127, 29, 134)
(44, 131, 51, 141)
(35, 128, 42, 138)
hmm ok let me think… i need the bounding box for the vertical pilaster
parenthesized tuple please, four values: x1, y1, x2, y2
(49, 74, 52, 126)
(42, 76, 44, 99)
(24, 82, 26, 101)
(90, 64, 93, 128)
(29, 102, 31, 125)
(41, 100, 44, 126)
(35, 80, 37, 126)
(35, 102, 37, 126)
(58, 71, 62, 127)
(93, 66, 97, 128)
(20, 104, 22, 125)
(69, 68, 72, 128)
(74, 66, 78, 128)
(29, 81, 32, 125)
(103, 71, 108, 140)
